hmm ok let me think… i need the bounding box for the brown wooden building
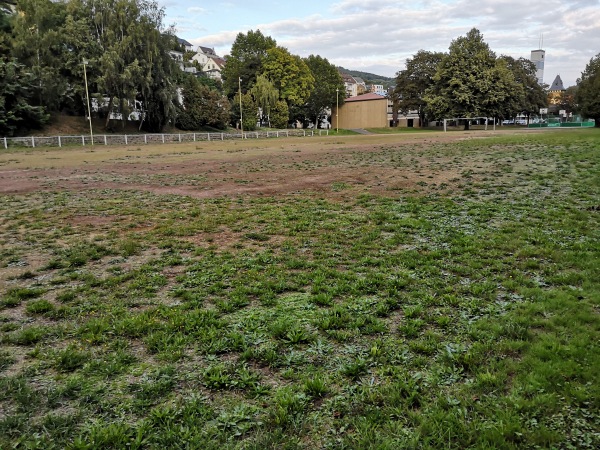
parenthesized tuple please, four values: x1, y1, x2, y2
(333, 93, 388, 129)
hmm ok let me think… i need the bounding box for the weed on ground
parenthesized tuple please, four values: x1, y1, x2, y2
(0, 130, 599, 448)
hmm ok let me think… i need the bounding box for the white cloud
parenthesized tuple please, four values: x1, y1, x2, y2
(176, 0, 600, 85)
(186, 7, 207, 14)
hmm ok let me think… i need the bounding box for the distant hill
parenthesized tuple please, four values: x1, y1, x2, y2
(338, 67, 394, 89)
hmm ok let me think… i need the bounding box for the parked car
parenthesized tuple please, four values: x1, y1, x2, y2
(502, 119, 515, 125)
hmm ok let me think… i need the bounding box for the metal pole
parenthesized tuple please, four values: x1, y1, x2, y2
(239, 77, 244, 139)
(336, 88, 339, 133)
(82, 59, 94, 146)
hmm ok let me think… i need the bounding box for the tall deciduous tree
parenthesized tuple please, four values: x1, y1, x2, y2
(11, 0, 68, 110)
(303, 54, 344, 128)
(177, 75, 230, 130)
(270, 100, 289, 129)
(251, 74, 278, 127)
(0, 58, 49, 135)
(65, 0, 179, 130)
(558, 86, 577, 118)
(575, 54, 600, 126)
(221, 29, 276, 97)
(0, 1, 14, 57)
(499, 56, 547, 121)
(262, 46, 314, 108)
(424, 28, 517, 129)
(393, 50, 444, 126)
(232, 91, 258, 131)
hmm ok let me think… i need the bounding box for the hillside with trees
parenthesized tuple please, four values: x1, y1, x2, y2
(337, 67, 394, 89)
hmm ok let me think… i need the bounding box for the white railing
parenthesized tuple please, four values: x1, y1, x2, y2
(1, 129, 330, 149)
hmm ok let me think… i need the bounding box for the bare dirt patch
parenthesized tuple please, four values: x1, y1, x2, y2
(0, 130, 537, 199)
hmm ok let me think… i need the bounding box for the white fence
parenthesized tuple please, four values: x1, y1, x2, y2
(1, 129, 330, 149)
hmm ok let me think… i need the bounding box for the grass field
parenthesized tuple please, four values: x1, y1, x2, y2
(0, 129, 599, 449)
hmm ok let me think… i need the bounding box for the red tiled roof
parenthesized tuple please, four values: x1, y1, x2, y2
(211, 57, 226, 69)
(344, 93, 387, 102)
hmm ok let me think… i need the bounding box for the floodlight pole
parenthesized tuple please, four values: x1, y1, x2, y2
(83, 59, 94, 146)
(238, 77, 244, 139)
(336, 88, 339, 133)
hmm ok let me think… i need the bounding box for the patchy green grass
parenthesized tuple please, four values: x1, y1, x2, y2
(0, 130, 599, 448)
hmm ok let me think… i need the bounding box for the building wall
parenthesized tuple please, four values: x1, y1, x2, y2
(397, 117, 420, 127)
(334, 99, 388, 129)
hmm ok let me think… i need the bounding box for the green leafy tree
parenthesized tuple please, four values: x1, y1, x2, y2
(393, 50, 444, 126)
(232, 91, 258, 131)
(262, 46, 314, 108)
(0, 1, 13, 57)
(251, 74, 278, 127)
(221, 29, 276, 97)
(177, 75, 230, 130)
(136, 27, 180, 132)
(11, 0, 68, 110)
(270, 99, 289, 129)
(0, 58, 49, 135)
(303, 54, 344, 128)
(499, 56, 547, 121)
(424, 28, 518, 129)
(64, 0, 179, 130)
(558, 86, 577, 119)
(575, 54, 600, 126)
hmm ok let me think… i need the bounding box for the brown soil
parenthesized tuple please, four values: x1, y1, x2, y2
(0, 129, 544, 200)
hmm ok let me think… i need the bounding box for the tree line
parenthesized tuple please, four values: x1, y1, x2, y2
(393, 28, 600, 127)
(0, 0, 345, 136)
(2, 2, 599, 137)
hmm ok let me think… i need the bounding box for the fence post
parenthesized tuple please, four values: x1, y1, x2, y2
(58, 136, 61, 148)
(144, 135, 147, 144)
(125, 135, 128, 145)
(221, 133, 223, 140)
(207, 133, 210, 142)
(162, 134, 165, 143)
(3, 137, 6, 149)
(104, 135, 107, 146)
(82, 136, 85, 146)
(178, 134, 181, 142)
(32, 136, 35, 148)
(193, 133, 196, 142)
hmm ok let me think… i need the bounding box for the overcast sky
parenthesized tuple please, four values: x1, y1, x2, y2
(160, 0, 600, 87)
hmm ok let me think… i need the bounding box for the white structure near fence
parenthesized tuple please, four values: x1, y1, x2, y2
(1, 129, 331, 149)
(443, 117, 495, 132)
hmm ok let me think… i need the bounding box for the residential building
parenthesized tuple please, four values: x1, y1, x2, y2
(204, 55, 226, 81)
(340, 72, 358, 98)
(353, 77, 367, 95)
(177, 38, 194, 52)
(369, 84, 386, 96)
(192, 46, 218, 68)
